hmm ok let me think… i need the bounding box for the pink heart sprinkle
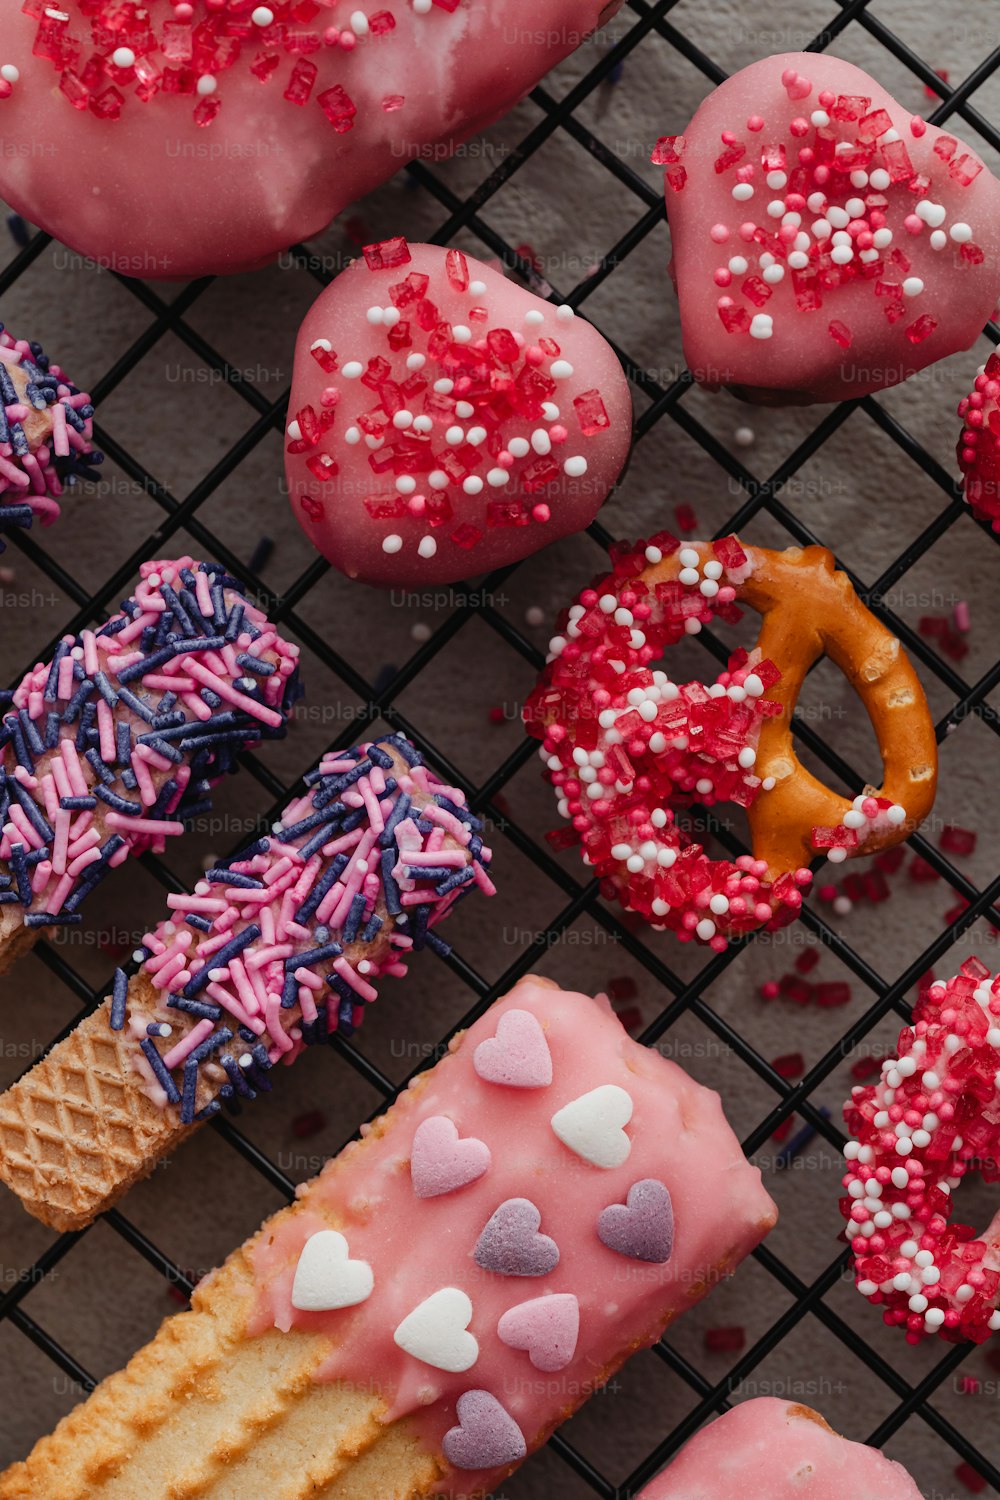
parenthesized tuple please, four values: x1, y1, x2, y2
(497, 1292, 580, 1372)
(474, 1197, 560, 1277)
(598, 1178, 674, 1264)
(410, 1115, 491, 1199)
(473, 1007, 553, 1089)
(443, 1389, 527, 1471)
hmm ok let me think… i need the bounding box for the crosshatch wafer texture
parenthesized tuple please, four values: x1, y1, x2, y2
(1, 0, 1000, 1496)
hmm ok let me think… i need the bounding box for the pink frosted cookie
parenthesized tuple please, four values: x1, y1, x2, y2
(957, 350, 1000, 527)
(0, 0, 618, 279)
(1, 979, 777, 1497)
(660, 52, 1000, 404)
(638, 1399, 923, 1499)
(842, 957, 1000, 1346)
(0, 323, 101, 549)
(285, 240, 632, 585)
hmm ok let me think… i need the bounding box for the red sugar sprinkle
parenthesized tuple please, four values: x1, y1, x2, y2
(954, 1462, 988, 1493)
(363, 237, 411, 271)
(941, 825, 977, 857)
(674, 502, 697, 533)
(292, 1110, 327, 1139)
(794, 948, 820, 975)
(772, 1052, 805, 1079)
(607, 976, 638, 1002)
(704, 1326, 745, 1352)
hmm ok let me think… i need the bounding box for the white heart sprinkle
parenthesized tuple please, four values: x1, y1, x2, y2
(393, 1287, 479, 1372)
(290, 1229, 374, 1312)
(550, 1084, 633, 1168)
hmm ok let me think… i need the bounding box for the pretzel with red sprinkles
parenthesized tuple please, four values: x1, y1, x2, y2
(524, 534, 937, 949)
(843, 958, 1000, 1345)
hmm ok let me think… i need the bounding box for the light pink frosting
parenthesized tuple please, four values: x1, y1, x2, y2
(639, 1399, 924, 1499)
(0, 0, 618, 279)
(249, 979, 776, 1494)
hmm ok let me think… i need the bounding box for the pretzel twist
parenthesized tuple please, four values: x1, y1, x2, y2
(524, 534, 938, 949)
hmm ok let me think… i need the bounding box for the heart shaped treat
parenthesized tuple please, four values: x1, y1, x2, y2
(661, 52, 1000, 403)
(285, 240, 632, 586)
(473, 1008, 553, 1089)
(550, 1084, 633, 1168)
(410, 1115, 492, 1199)
(443, 1389, 527, 1471)
(597, 1179, 675, 1264)
(0, 0, 619, 279)
(290, 1229, 374, 1312)
(393, 1287, 479, 1373)
(474, 1198, 560, 1277)
(497, 1293, 580, 1372)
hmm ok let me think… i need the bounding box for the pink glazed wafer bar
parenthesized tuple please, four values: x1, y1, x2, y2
(637, 1398, 923, 1499)
(0, 978, 776, 1499)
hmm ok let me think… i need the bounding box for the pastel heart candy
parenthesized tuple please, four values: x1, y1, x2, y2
(0, 0, 620, 278)
(285, 241, 633, 587)
(497, 1293, 580, 1372)
(550, 1083, 633, 1168)
(393, 1287, 479, 1373)
(474, 1198, 560, 1277)
(663, 52, 1000, 404)
(442, 1389, 527, 1471)
(410, 1115, 491, 1199)
(473, 1008, 553, 1090)
(290, 1229, 374, 1312)
(597, 1179, 675, 1264)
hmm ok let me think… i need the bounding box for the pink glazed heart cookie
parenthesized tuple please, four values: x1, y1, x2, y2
(285, 240, 633, 586)
(0, 0, 620, 279)
(661, 52, 1000, 404)
(637, 1399, 923, 1499)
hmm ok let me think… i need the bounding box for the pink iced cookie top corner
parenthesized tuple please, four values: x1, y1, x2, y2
(250, 978, 776, 1494)
(664, 51, 1000, 403)
(285, 241, 632, 586)
(638, 1398, 923, 1499)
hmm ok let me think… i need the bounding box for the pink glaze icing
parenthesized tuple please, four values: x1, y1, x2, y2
(249, 979, 777, 1495)
(663, 53, 1000, 404)
(638, 1398, 923, 1499)
(0, 0, 620, 279)
(285, 242, 633, 587)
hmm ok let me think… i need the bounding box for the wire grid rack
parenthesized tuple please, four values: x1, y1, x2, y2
(2, 0, 1000, 1495)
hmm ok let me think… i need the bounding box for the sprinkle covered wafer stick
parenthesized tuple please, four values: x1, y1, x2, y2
(0, 978, 775, 1499)
(636, 1398, 922, 1498)
(0, 733, 492, 1230)
(0, 556, 301, 973)
(0, 324, 102, 552)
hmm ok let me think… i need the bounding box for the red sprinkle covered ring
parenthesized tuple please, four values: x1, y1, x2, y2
(843, 958, 1000, 1345)
(524, 533, 937, 949)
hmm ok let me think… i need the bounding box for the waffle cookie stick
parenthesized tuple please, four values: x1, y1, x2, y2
(0, 733, 493, 1231)
(0, 557, 300, 973)
(0, 978, 777, 1499)
(637, 1398, 923, 1499)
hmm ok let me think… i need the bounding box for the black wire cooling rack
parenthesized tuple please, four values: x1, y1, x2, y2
(3, 0, 1000, 1495)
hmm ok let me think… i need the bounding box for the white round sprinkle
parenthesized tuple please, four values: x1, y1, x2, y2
(392, 410, 414, 429)
(395, 475, 417, 494)
(111, 47, 135, 68)
(950, 222, 973, 243)
(556, 304, 574, 321)
(455, 401, 474, 418)
(351, 9, 369, 32)
(766, 170, 787, 190)
(762, 264, 785, 285)
(929, 229, 947, 250)
(433, 376, 453, 393)
(487, 467, 509, 486)
(696, 918, 716, 942)
(466, 426, 487, 446)
(728, 256, 749, 274)
(524, 310, 545, 327)
(810, 109, 830, 127)
(462, 477, 484, 495)
(252, 4, 274, 21)
(417, 536, 437, 558)
(197, 74, 217, 95)
(678, 547, 700, 566)
(453, 325, 472, 344)
(563, 455, 587, 477)
(845, 197, 865, 218)
(508, 437, 530, 458)
(788, 251, 809, 270)
(382, 534, 403, 554)
(550, 360, 574, 380)
(749, 314, 773, 340)
(902, 277, 924, 297)
(531, 429, 552, 455)
(732, 183, 754, 201)
(469, 280, 487, 296)
(445, 425, 464, 445)
(734, 426, 755, 447)
(342, 361, 362, 379)
(412, 415, 433, 434)
(873, 228, 893, 249)
(830, 245, 854, 266)
(869, 168, 890, 191)
(382, 306, 401, 326)
(344, 426, 361, 445)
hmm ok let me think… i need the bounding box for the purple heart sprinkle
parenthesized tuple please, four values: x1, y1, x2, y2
(597, 1178, 674, 1263)
(474, 1197, 560, 1277)
(443, 1389, 527, 1471)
